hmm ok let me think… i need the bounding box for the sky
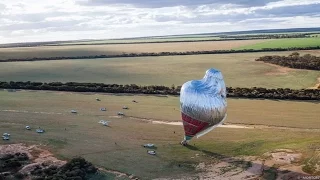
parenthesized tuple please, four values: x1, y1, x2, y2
(0, 0, 320, 44)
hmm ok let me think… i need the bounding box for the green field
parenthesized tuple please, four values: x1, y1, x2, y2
(235, 37, 320, 50)
(0, 90, 319, 179)
(0, 91, 320, 179)
(0, 51, 319, 89)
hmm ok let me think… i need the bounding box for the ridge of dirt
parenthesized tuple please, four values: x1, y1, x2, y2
(263, 63, 297, 76)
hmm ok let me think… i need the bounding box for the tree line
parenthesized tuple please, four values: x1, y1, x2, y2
(256, 52, 320, 70)
(1, 81, 319, 101)
(1, 46, 320, 62)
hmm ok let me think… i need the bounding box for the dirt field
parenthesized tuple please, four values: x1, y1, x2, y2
(0, 39, 266, 60)
(0, 90, 319, 179)
(0, 50, 319, 89)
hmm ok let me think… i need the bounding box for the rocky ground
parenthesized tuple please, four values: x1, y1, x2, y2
(1, 144, 318, 180)
(0, 143, 100, 180)
(156, 149, 316, 180)
(0, 143, 66, 179)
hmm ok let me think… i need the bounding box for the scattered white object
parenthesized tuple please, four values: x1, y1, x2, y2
(123, 106, 129, 109)
(71, 110, 77, 113)
(117, 112, 124, 116)
(26, 126, 31, 130)
(147, 150, 156, 155)
(2, 136, 9, 140)
(143, 144, 155, 148)
(36, 129, 45, 133)
(102, 122, 109, 126)
(100, 108, 106, 111)
(2, 133, 10, 140)
(98, 120, 110, 126)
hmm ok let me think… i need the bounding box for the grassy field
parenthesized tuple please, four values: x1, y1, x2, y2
(0, 51, 319, 89)
(235, 37, 320, 50)
(0, 40, 266, 60)
(0, 90, 319, 179)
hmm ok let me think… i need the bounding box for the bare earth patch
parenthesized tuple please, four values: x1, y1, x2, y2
(263, 63, 296, 76)
(128, 116, 320, 132)
(0, 143, 34, 159)
(156, 149, 311, 180)
(0, 143, 137, 179)
(151, 120, 253, 129)
(0, 143, 66, 177)
(309, 77, 320, 89)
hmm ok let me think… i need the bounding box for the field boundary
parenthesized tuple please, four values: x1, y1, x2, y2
(1, 47, 320, 62)
(1, 81, 319, 101)
(42, 36, 309, 46)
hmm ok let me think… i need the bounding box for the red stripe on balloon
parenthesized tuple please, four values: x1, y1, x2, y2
(181, 113, 209, 136)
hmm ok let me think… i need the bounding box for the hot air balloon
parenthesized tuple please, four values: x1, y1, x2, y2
(180, 68, 227, 145)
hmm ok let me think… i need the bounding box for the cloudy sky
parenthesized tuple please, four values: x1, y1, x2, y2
(0, 0, 320, 43)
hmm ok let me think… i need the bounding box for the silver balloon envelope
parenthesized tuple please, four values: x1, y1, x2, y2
(180, 68, 227, 143)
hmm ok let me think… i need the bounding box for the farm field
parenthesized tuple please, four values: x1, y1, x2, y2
(0, 90, 319, 179)
(235, 37, 320, 50)
(52, 29, 320, 46)
(0, 51, 320, 89)
(51, 36, 221, 45)
(0, 39, 266, 60)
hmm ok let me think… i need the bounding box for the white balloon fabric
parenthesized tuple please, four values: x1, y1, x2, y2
(180, 68, 227, 145)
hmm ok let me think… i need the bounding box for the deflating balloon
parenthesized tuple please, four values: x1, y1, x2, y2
(180, 68, 227, 145)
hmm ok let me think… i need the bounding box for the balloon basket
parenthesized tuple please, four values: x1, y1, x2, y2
(181, 135, 192, 146)
(181, 140, 188, 146)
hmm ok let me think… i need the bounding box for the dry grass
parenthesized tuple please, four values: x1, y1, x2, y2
(0, 40, 266, 60)
(1, 90, 318, 129)
(0, 90, 319, 179)
(0, 50, 319, 89)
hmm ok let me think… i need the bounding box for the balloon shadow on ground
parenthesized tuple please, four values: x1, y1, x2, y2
(184, 144, 311, 179)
